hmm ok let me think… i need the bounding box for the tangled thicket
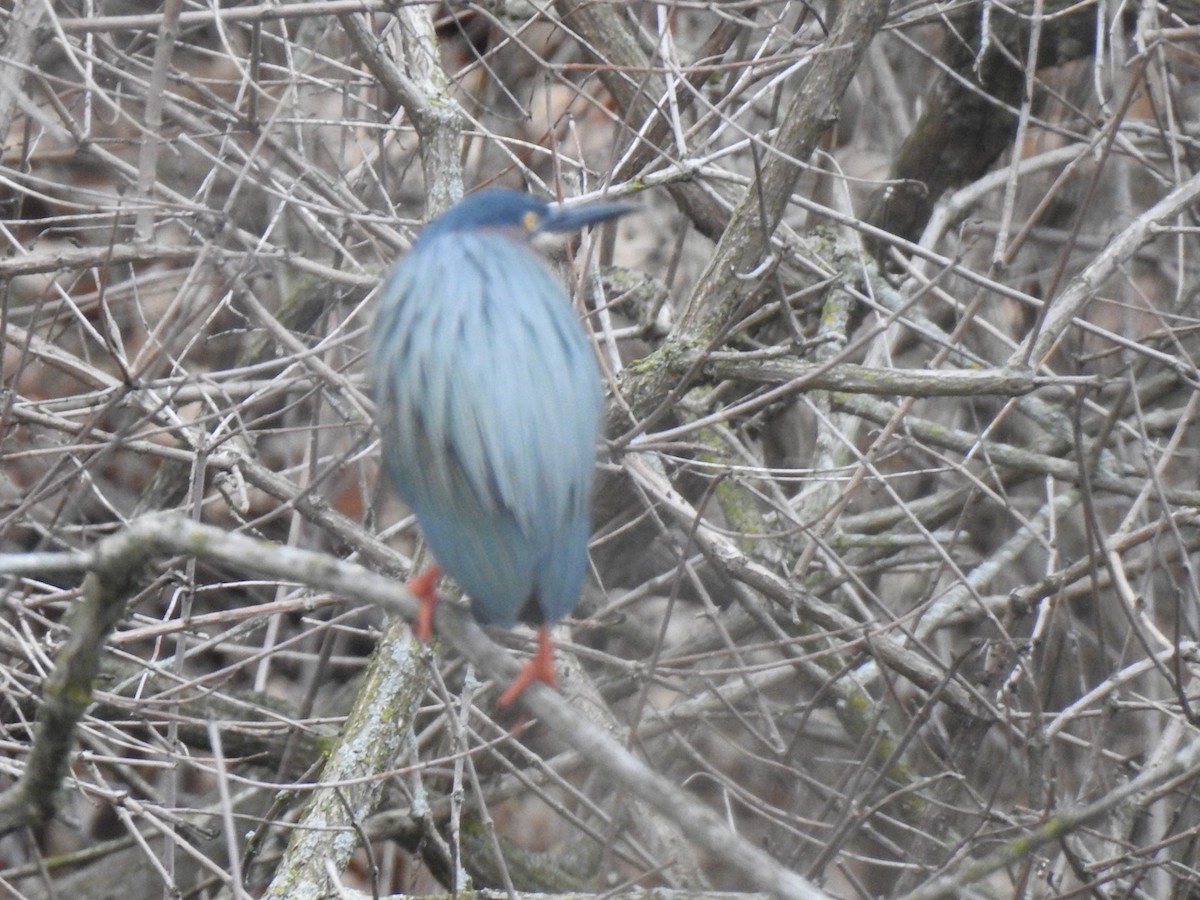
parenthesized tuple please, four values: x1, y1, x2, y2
(1, 1, 1200, 897)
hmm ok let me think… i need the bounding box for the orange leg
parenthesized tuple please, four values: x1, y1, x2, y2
(407, 565, 443, 642)
(498, 626, 558, 708)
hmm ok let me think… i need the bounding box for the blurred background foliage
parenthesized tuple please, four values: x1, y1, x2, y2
(1, 0, 1200, 896)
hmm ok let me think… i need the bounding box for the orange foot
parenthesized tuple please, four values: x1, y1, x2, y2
(498, 626, 558, 708)
(407, 565, 443, 642)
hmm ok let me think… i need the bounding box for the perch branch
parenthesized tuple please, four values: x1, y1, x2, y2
(0, 516, 832, 900)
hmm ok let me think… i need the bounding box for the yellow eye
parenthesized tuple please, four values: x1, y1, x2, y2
(522, 210, 541, 233)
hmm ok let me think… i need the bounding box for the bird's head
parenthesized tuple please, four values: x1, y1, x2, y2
(417, 189, 635, 245)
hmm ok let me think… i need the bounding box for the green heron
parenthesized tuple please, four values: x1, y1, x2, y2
(370, 188, 634, 706)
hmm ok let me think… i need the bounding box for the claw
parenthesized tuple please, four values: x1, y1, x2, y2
(407, 565, 443, 642)
(498, 626, 558, 707)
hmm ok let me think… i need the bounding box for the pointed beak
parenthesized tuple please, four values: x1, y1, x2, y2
(538, 198, 638, 234)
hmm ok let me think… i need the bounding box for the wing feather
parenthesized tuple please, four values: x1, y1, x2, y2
(370, 232, 601, 626)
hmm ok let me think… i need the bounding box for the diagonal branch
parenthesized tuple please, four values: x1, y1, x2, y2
(0, 516, 833, 900)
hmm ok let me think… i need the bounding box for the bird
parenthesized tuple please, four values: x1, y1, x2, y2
(370, 188, 635, 707)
